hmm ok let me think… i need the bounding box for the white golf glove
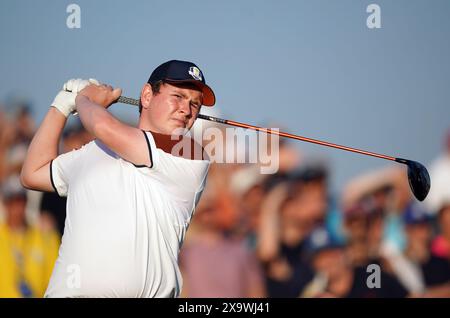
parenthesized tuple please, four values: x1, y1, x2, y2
(51, 78, 100, 117)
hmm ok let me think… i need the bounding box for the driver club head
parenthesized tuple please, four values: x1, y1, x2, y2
(396, 158, 431, 201)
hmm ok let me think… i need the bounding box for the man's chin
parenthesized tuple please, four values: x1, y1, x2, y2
(170, 126, 190, 136)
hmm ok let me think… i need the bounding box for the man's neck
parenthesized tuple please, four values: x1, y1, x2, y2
(137, 116, 157, 133)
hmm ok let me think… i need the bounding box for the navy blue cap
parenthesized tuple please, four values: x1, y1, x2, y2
(148, 60, 216, 106)
(403, 203, 431, 225)
(305, 227, 343, 258)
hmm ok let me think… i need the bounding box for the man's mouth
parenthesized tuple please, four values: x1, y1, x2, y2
(171, 118, 187, 127)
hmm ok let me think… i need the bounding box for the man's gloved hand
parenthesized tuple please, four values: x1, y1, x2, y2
(63, 78, 100, 93)
(51, 78, 100, 117)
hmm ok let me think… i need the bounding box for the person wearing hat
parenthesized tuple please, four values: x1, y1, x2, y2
(383, 203, 450, 297)
(301, 227, 407, 298)
(20, 60, 216, 297)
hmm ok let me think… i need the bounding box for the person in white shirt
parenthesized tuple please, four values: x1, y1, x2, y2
(20, 60, 216, 297)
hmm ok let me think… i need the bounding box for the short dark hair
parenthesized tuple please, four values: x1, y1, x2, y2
(139, 80, 163, 114)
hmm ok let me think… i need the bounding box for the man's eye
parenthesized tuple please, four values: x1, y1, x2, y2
(191, 103, 199, 109)
(173, 94, 182, 99)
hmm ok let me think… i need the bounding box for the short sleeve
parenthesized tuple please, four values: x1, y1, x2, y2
(141, 131, 210, 195)
(140, 130, 159, 169)
(163, 154, 209, 194)
(51, 148, 84, 197)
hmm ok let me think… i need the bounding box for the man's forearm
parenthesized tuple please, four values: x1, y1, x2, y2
(22, 107, 66, 176)
(75, 90, 149, 167)
(76, 94, 118, 138)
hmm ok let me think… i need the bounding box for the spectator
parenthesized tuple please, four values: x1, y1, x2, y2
(5, 106, 35, 177)
(425, 129, 450, 260)
(432, 200, 450, 260)
(425, 128, 450, 215)
(229, 165, 267, 249)
(343, 166, 411, 255)
(385, 203, 450, 297)
(179, 171, 266, 298)
(289, 163, 345, 244)
(343, 200, 386, 267)
(256, 181, 316, 297)
(302, 227, 407, 298)
(0, 108, 17, 183)
(0, 175, 59, 297)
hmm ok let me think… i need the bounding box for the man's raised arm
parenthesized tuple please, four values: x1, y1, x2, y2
(20, 79, 96, 192)
(75, 84, 151, 167)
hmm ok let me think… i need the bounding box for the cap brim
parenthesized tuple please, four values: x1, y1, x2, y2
(165, 79, 216, 106)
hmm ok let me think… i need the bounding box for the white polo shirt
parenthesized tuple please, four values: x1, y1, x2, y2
(44, 131, 209, 298)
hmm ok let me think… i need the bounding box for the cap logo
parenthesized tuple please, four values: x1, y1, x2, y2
(188, 66, 202, 81)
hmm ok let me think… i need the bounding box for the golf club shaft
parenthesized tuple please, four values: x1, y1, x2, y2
(117, 96, 397, 162)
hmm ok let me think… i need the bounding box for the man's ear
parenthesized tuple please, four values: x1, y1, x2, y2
(140, 83, 153, 111)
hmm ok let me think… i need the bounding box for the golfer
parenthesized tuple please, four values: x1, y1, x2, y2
(20, 60, 216, 297)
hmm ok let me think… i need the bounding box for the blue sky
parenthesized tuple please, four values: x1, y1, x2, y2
(1, 0, 449, 194)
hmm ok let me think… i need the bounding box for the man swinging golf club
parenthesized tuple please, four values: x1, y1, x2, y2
(20, 60, 215, 297)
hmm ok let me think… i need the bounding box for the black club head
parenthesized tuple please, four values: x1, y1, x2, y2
(396, 158, 431, 201)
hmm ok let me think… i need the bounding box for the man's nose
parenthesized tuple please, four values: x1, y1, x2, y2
(179, 100, 192, 116)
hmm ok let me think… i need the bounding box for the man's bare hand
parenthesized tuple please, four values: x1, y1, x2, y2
(78, 83, 122, 109)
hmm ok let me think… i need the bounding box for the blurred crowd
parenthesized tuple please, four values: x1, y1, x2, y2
(1, 100, 449, 298)
(0, 100, 93, 297)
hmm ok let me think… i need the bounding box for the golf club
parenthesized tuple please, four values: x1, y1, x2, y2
(116, 96, 431, 202)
